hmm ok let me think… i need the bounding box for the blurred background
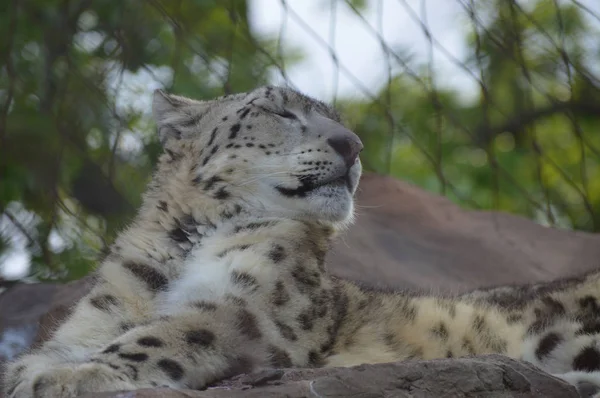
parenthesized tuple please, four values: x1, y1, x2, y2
(1, 0, 599, 283)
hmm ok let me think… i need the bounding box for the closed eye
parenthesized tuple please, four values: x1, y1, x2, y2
(275, 109, 297, 120)
(258, 105, 297, 120)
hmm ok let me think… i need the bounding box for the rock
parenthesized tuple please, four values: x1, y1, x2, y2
(2, 172, 600, 396)
(0, 276, 93, 361)
(329, 173, 600, 292)
(0, 276, 94, 392)
(83, 355, 578, 397)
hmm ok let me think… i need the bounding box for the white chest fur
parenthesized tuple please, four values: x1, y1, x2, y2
(156, 240, 274, 315)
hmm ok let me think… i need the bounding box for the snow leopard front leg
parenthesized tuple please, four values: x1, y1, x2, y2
(4, 256, 172, 398)
(10, 300, 285, 398)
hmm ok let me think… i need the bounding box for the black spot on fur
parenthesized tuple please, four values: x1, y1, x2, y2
(308, 350, 323, 367)
(541, 296, 566, 315)
(32, 379, 46, 394)
(231, 271, 258, 289)
(297, 311, 314, 331)
(203, 176, 223, 191)
(311, 289, 330, 318)
(383, 333, 397, 351)
(274, 320, 298, 341)
(237, 309, 262, 339)
(220, 204, 241, 219)
(125, 364, 139, 380)
(90, 294, 119, 312)
(291, 265, 321, 290)
(576, 321, 600, 336)
(239, 108, 251, 119)
(192, 175, 203, 185)
(118, 352, 148, 362)
(157, 358, 184, 381)
(185, 329, 215, 347)
(473, 315, 486, 333)
(319, 284, 349, 353)
(168, 226, 189, 243)
(535, 332, 563, 360)
(471, 314, 507, 352)
(192, 301, 218, 311)
(573, 345, 600, 371)
(462, 338, 476, 355)
(207, 127, 218, 146)
(431, 322, 449, 341)
(272, 280, 290, 306)
(214, 187, 230, 200)
(229, 123, 241, 139)
(527, 320, 547, 335)
(506, 314, 523, 324)
(137, 336, 164, 347)
(123, 261, 169, 292)
(120, 322, 134, 332)
(268, 244, 286, 263)
(268, 345, 293, 367)
(165, 148, 182, 162)
(216, 244, 251, 258)
(103, 344, 121, 354)
(399, 300, 417, 321)
(227, 295, 247, 307)
(233, 221, 274, 233)
(157, 201, 168, 212)
(202, 154, 213, 166)
(580, 296, 600, 313)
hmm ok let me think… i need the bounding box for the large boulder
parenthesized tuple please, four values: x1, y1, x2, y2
(2, 172, 599, 397)
(330, 173, 600, 291)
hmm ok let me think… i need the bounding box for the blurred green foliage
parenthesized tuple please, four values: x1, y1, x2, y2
(0, 0, 599, 282)
(339, 0, 600, 230)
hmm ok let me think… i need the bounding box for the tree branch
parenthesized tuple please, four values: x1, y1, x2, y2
(476, 100, 600, 143)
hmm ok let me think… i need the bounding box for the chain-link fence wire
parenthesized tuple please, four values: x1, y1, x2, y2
(1, 0, 600, 281)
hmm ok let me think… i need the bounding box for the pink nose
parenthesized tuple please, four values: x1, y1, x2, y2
(327, 134, 363, 167)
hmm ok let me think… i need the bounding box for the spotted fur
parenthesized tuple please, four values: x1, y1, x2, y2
(4, 86, 600, 398)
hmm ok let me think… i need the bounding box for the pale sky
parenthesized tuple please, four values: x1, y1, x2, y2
(1, 0, 599, 279)
(250, 0, 477, 102)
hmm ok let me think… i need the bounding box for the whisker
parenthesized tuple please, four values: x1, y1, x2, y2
(235, 171, 293, 187)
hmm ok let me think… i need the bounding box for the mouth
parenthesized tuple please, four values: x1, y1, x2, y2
(276, 170, 353, 198)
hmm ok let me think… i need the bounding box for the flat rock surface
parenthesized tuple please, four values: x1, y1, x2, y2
(83, 355, 578, 397)
(2, 172, 599, 397)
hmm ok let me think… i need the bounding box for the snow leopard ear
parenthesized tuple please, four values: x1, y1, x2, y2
(152, 89, 209, 145)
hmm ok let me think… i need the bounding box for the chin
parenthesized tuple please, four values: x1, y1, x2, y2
(307, 184, 355, 225)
